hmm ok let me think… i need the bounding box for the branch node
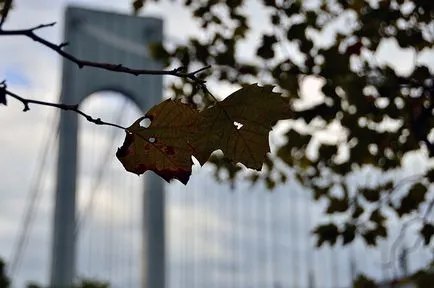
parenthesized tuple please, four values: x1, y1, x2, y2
(190, 65, 211, 76)
(37, 22, 56, 30)
(174, 66, 186, 73)
(58, 42, 69, 49)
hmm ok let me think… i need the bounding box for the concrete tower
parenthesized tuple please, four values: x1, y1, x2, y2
(51, 6, 164, 288)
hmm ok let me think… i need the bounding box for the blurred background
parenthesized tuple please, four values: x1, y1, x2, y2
(0, 1, 433, 287)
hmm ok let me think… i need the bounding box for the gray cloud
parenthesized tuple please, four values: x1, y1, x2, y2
(1, 1, 433, 288)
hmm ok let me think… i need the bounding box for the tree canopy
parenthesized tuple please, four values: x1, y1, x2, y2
(133, 0, 434, 248)
(132, 0, 434, 282)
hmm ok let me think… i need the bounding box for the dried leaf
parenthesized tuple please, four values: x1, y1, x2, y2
(193, 84, 292, 169)
(117, 84, 291, 184)
(116, 99, 201, 184)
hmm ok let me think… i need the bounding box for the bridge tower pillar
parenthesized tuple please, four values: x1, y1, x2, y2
(51, 6, 164, 288)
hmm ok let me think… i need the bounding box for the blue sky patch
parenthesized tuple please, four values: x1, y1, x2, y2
(3, 67, 32, 88)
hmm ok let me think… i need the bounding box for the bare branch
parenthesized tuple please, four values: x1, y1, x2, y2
(1, 82, 126, 130)
(0, 22, 211, 83)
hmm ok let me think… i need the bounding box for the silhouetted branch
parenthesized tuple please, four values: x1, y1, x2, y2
(1, 82, 126, 130)
(0, 22, 211, 83)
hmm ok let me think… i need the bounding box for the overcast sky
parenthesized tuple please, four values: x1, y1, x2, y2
(0, 1, 434, 288)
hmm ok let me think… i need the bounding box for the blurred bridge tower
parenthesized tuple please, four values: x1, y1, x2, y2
(51, 6, 164, 288)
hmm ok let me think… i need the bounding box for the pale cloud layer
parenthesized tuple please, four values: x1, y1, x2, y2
(0, 1, 433, 288)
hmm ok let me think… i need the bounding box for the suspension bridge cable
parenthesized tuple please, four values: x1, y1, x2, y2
(87, 90, 98, 279)
(265, 188, 273, 287)
(231, 184, 237, 287)
(236, 185, 243, 287)
(254, 188, 260, 288)
(107, 167, 114, 283)
(75, 96, 128, 285)
(10, 110, 59, 276)
(127, 175, 134, 288)
(305, 184, 315, 288)
(331, 236, 339, 287)
(122, 171, 128, 287)
(290, 186, 299, 288)
(75, 97, 129, 234)
(192, 177, 198, 288)
(203, 177, 212, 288)
(211, 181, 218, 288)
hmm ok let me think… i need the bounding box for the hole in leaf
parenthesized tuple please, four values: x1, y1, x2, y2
(233, 121, 243, 130)
(140, 117, 152, 128)
(149, 137, 156, 143)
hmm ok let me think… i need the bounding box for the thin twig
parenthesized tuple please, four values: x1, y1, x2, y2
(0, 22, 211, 83)
(1, 83, 126, 130)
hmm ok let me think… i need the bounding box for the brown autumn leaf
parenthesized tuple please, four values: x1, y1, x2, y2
(193, 84, 292, 169)
(116, 99, 201, 184)
(117, 84, 292, 184)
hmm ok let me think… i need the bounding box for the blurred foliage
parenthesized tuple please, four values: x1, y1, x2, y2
(0, 256, 109, 288)
(73, 279, 110, 288)
(133, 0, 434, 253)
(352, 260, 434, 287)
(0, 258, 10, 288)
(353, 274, 378, 288)
(24, 279, 110, 288)
(134, 0, 434, 253)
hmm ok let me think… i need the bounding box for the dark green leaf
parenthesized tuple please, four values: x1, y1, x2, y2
(132, 0, 144, 13)
(426, 169, 434, 183)
(369, 209, 386, 226)
(352, 203, 364, 218)
(312, 184, 330, 200)
(362, 229, 377, 246)
(313, 223, 339, 247)
(265, 176, 276, 190)
(420, 223, 434, 245)
(373, 224, 387, 238)
(256, 34, 277, 59)
(318, 144, 337, 162)
(396, 182, 427, 217)
(361, 188, 380, 202)
(326, 196, 349, 213)
(353, 274, 378, 288)
(342, 223, 356, 245)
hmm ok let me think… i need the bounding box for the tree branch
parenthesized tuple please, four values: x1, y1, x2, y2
(1, 82, 126, 130)
(0, 22, 211, 83)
